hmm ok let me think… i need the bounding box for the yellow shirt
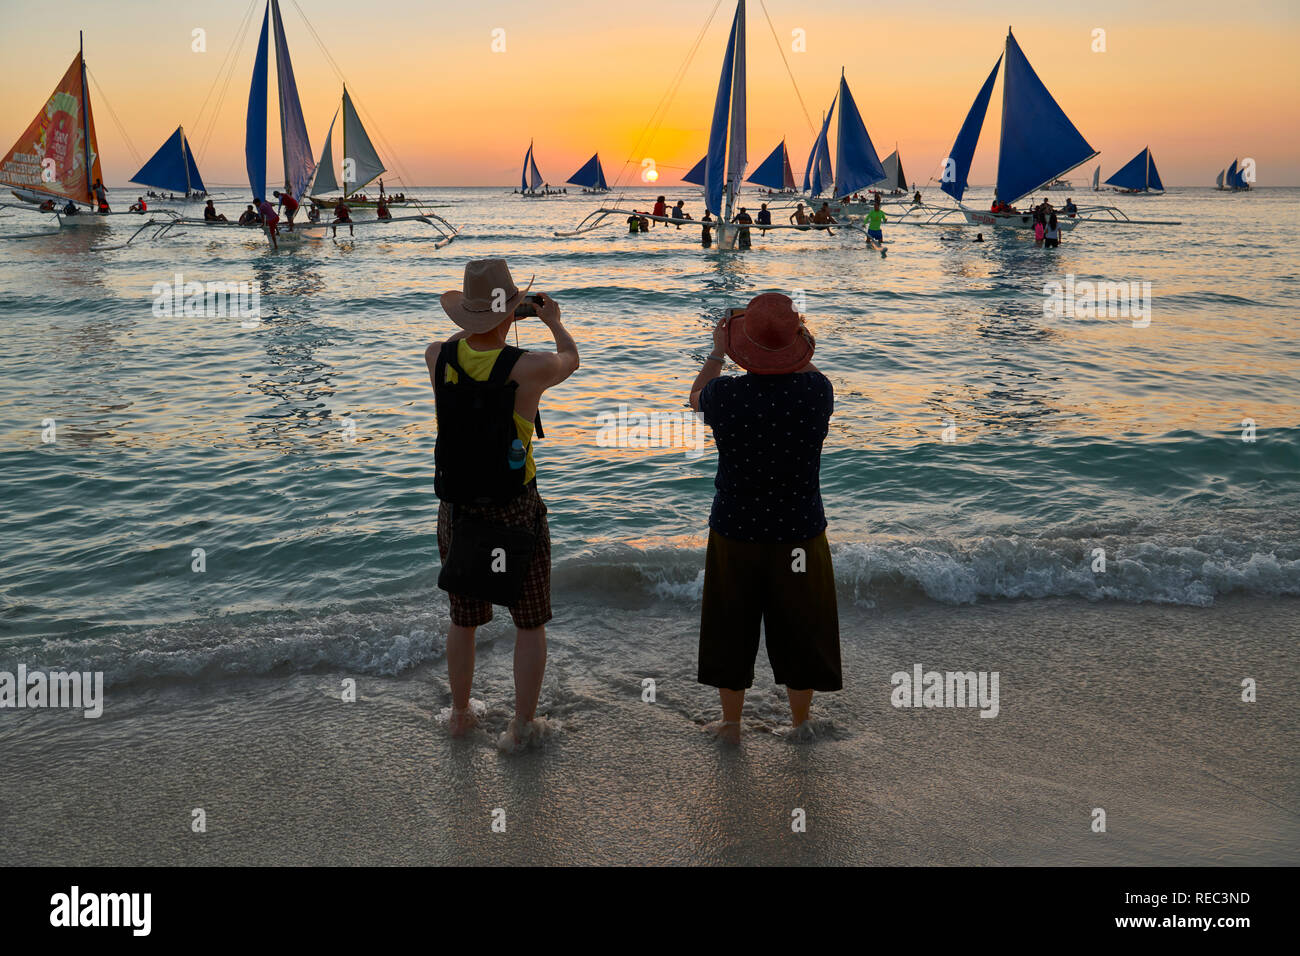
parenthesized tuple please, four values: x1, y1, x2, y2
(442, 339, 536, 483)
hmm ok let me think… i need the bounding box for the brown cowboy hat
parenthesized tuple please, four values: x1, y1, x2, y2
(440, 258, 534, 334)
(724, 292, 814, 375)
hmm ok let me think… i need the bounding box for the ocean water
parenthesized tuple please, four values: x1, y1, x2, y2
(1, 185, 1298, 684)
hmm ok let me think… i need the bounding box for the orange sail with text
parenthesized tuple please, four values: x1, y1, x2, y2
(0, 53, 103, 205)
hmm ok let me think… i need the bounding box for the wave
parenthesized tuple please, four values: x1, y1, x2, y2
(555, 527, 1300, 609)
(1, 527, 1295, 689)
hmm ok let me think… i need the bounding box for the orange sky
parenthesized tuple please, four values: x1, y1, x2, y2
(2, 0, 1297, 188)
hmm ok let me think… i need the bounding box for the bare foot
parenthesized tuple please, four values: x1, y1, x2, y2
(497, 716, 558, 754)
(448, 706, 478, 738)
(705, 719, 741, 745)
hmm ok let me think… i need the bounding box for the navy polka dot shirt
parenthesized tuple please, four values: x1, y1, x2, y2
(699, 370, 833, 543)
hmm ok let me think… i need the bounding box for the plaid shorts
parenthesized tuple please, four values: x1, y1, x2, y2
(437, 483, 552, 629)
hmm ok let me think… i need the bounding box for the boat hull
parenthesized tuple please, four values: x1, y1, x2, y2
(961, 208, 1079, 231)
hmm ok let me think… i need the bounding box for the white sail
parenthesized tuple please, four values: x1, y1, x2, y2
(726, 0, 747, 211)
(342, 88, 385, 195)
(1092, 165, 1100, 190)
(311, 109, 339, 196)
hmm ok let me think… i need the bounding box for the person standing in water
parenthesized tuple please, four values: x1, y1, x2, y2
(427, 259, 580, 750)
(689, 293, 842, 743)
(865, 196, 888, 253)
(1044, 213, 1061, 248)
(256, 195, 281, 249)
(701, 210, 713, 248)
(733, 207, 753, 249)
(273, 189, 300, 232)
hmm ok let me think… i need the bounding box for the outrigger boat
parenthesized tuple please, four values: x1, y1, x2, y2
(0, 34, 179, 233)
(558, 1, 871, 249)
(900, 28, 1180, 230)
(131, 126, 207, 200)
(1104, 146, 1164, 194)
(566, 153, 610, 194)
(304, 85, 410, 212)
(1217, 158, 1252, 191)
(125, 1, 455, 247)
(746, 140, 799, 196)
(518, 141, 562, 197)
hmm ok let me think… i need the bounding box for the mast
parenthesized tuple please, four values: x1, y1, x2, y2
(723, 0, 746, 229)
(342, 84, 349, 198)
(996, 27, 1010, 204)
(182, 127, 191, 194)
(80, 31, 92, 203)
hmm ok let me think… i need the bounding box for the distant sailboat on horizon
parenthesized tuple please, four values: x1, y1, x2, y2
(747, 140, 798, 195)
(566, 153, 609, 194)
(131, 126, 207, 199)
(1104, 146, 1164, 195)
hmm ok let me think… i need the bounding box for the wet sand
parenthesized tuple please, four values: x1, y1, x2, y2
(3, 597, 1296, 865)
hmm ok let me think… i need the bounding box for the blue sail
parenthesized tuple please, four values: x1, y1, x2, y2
(131, 126, 206, 194)
(997, 30, 1098, 205)
(682, 156, 707, 186)
(704, 0, 743, 216)
(566, 153, 607, 189)
(833, 72, 885, 198)
(1147, 152, 1164, 191)
(941, 55, 1001, 202)
(746, 141, 786, 189)
(1105, 147, 1161, 191)
(184, 135, 205, 192)
(245, 4, 269, 202)
(1226, 158, 1238, 189)
(271, 0, 314, 200)
(521, 143, 532, 191)
(803, 97, 836, 193)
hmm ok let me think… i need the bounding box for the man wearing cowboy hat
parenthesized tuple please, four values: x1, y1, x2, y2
(688, 292, 842, 743)
(425, 258, 579, 750)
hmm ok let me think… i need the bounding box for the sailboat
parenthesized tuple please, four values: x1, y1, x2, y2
(129, 0, 457, 247)
(131, 126, 207, 199)
(802, 70, 887, 216)
(937, 28, 1097, 230)
(0, 35, 112, 224)
(1215, 168, 1226, 190)
(308, 86, 396, 209)
(519, 141, 558, 197)
(559, 0, 873, 247)
(566, 153, 609, 194)
(1104, 146, 1164, 194)
(1092, 165, 1101, 191)
(1222, 158, 1252, 191)
(871, 149, 908, 195)
(747, 140, 798, 196)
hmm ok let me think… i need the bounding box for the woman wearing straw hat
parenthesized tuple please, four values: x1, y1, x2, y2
(688, 293, 842, 743)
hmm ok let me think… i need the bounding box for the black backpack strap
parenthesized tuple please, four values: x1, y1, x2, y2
(434, 339, 463, 391)
(482, 344, 546, 438)
(487, 344, 525, 385)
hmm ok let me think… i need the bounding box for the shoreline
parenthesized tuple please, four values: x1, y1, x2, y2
(3, 596, 1295, 865)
